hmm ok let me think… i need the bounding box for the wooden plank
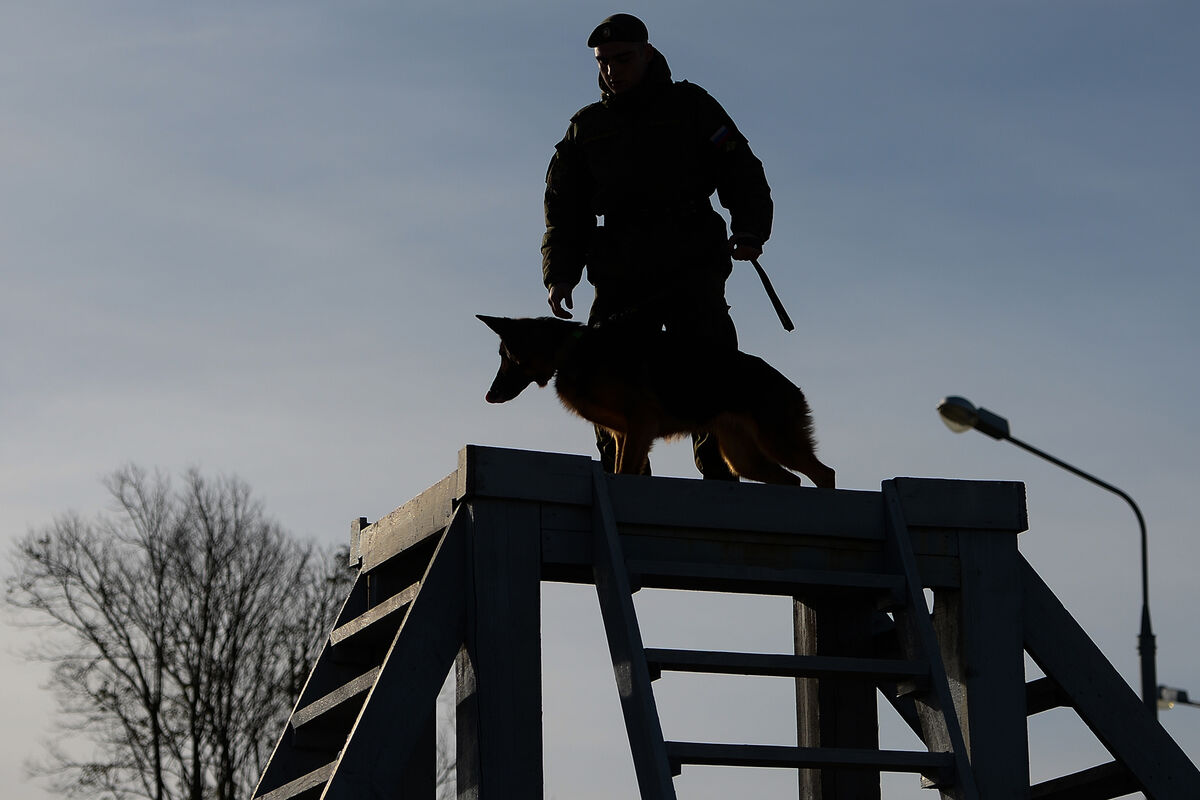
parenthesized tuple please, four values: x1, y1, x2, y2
(1029, 761, 1138, 800)
(289, 668, 380, 753)
(1021, 557, 1200, 798)
(591, 468, 678, 799)
(323, 512, 468, 800)
(329, 582, 418, 646)
(255, 762, 335, 800)
(645, 648, 927, 682)
(456, 499, 544, 800)
(359, 472, 459, 572)
(458, 444, 594, 505)
(666, 741, 954, 775)
(290, 668, 379, 729)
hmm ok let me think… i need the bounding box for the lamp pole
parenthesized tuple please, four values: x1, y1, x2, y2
(936, 396, 1158, 717)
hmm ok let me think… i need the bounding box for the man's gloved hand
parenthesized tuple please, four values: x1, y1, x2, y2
(729, 233, 763, 262)
(548, 283, 575, 319)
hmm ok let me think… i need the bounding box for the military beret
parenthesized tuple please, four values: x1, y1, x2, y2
(587, 14, 649, 47)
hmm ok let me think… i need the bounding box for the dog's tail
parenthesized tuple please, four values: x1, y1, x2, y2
(740, 357, 835, 489)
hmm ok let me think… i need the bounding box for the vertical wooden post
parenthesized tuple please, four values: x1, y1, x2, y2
(794, 597, 881, 800)
(941, 527, 1029, 798)
(456, 500, 544, 799)
(794, 601, 821, 799)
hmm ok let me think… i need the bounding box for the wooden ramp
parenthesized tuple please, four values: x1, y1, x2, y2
(251, 445, 1199, 799)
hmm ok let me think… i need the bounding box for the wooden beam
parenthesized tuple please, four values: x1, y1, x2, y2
(645, 648, 928, 682)
(1025, 677, 1070, 716)
(1021, 558, 1200, 798)
(458, 444, 594, 505)
(457, 446, 1027, 536)
(667, 741, 954, 776)
(629, 560, 906, 595)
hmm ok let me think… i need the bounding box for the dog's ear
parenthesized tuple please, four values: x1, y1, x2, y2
(477, 315, 513, 338)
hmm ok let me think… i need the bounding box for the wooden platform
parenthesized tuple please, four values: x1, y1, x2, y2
(251, 445, 1199, 800)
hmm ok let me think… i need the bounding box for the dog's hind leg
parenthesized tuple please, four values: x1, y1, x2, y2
(713, 421, 802, 486)
(756, 415, 837, 489)
(761, 438, 835, 488)
(793, 454, 836, 489)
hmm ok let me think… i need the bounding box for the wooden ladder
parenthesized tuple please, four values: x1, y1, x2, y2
(251, 509, 468, 800)
(590, 469, 979, 799)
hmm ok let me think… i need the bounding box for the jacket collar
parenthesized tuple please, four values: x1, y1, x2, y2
(598, 50, 673, 108)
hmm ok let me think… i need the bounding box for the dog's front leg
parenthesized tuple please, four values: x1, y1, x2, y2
(613, 425, 652, 475)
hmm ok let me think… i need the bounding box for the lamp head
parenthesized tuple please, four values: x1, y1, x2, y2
(1158, 685, 1194, 710)
(937, 396, 1011, 440)
(938, 396, 977, 433)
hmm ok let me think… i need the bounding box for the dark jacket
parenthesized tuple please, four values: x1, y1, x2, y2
(541, 52, 773, 293)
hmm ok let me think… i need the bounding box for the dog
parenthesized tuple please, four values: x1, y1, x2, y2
(478, 315, 834, 488)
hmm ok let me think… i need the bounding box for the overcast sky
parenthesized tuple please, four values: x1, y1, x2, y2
(3, 2, 1198, 798)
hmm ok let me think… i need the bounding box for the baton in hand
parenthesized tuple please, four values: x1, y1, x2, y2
(749, 257, 794, 332)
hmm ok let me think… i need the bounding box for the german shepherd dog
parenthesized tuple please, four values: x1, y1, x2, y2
(478, 315, 835, 487)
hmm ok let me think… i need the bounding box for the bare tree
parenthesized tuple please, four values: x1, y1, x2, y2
(6, 465, 354, 800)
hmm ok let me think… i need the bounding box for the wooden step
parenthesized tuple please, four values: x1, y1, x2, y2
(290, 667, 380, 750)
(665, 741, 954, 782)
(329, 529, 438, 651)
(329, 580, 419, 650)
(255, 761, 335, 800)
(644, 648, 929, 687)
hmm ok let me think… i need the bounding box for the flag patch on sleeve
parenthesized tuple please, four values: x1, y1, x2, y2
(709, 125, 731, 146)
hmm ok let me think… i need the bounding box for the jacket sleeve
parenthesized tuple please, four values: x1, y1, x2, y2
(694, 90, 773, 244)
(541, 124, 597, 289)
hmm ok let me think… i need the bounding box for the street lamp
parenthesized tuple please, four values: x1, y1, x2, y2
(936, 395, 1158, 717)
(1159, 685, 1200, 710)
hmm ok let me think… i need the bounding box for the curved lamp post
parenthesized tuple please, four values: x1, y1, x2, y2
(936, 395, 1158, 717)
